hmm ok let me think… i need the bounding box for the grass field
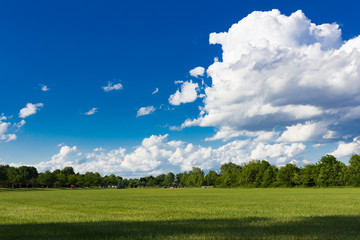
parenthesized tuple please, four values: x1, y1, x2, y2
(1, 188, 360, 239)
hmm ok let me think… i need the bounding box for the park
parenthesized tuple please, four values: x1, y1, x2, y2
(1, 187, 360, 239)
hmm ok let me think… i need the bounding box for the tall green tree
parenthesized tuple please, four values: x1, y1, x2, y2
(205, 170, 219, 186)
(218, 162, 241, 187)
(54, 172, 67, 187)
(186, 167, 204, 187)
(117, 178, 125, 189)
(277, 163, 300, 187)
(37, 170, 55, 188)
(6, 167, 20, 188)
(261, 165, 278, 187)
(239, 160, 271, 187)
(0, 165, 9, 187)
(18, 166, 38, 188)
(163, 172, 175, 186)
(155, 174, 165, 186)
(316, 155, 346, 186)
(61, 167, 75, 176)
(347, 154, 360, 186)
(67, 174, 78, 186)
(300, 164, 319, 187)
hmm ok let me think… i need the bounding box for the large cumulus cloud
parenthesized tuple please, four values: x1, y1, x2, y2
(181, 10, 360, 144)
(25, 134, 305, 177)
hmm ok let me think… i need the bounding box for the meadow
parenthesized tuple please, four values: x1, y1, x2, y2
(1, 188, 360, 239)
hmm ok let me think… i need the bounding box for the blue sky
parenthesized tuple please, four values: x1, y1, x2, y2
(1, 0, 360, 177)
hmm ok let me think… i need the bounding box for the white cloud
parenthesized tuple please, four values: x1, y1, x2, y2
(93, 147, 105, 152)
(312, 143, 325, 148)
(84, 108, 98, 115)
(330, 137, 360, 158)
(15, 120, 26, 128)
(169, 80, 199, 105)
(22, 134, 306, 177)
(189, 66, 205, 77)
(102, 82, 123, 92)
(278, 121, 334, 142)
(136, 106, 156, 117)
(19, 103, 44, 118)
(251, 142, 306, 164)
(152, 88, 159, 94)
(0, 122, 12, 142)
(40, 84, 50, 91)
(0, 115, 25, 142)
(35, 145, 78, 172)
(180, 10, 360, 143)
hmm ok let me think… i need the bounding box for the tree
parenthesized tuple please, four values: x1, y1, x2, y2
(105, 174, 118, 187)
(238, 160, 271, 187)
(37, 170, 55, 188)
(76, 174, 84, 187)
(277, 164, 300, 187)
(117, 178, 125, 189)
(347, 154, 360, 186)
(316, 155, 346, 186)
(176, 173, 185, 186)
(205, 170, 219, 186)
(67, 174, 78, 186)
(155, 174, 165, 186)
(163, 172, 175, 186)
(18, 166, 38, 188)
(62, 167, 75, 176)
(145, 176, 156, 187)
(300, 164, 319, 187)
(128, 178, 139, 188)
(7, 167, 20, 188)
(54, 172, 67, 187)
(218, 162, 241, 187)
(0, 165, 9, 187)
(186, 167, 204, 187)
(261, 165, 278, 187)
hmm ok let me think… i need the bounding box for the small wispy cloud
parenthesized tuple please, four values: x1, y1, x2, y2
(93, 147, 105, 152)
(102, 82, 123, 92)
(152, 88, 159, 95)
(85, 108, 98, 115)
(40, 84, 50, 92)
(137, 106, 156, 117)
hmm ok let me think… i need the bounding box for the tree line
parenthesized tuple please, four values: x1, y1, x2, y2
(1, 154, 360, 188)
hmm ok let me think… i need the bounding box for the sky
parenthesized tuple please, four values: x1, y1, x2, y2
(1, 0, 360, 177)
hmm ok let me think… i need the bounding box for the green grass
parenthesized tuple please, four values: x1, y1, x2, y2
(1, 188, 360, 239)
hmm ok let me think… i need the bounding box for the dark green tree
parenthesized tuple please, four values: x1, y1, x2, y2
(67, 174, 78, 186)
(163, 172, 175, 186)
(218, 162, 241, 187)
(277, 163, 300, 187)
(18, 166, 38, 188)
(261, 165, 278, 187)
(54, 172, 67, 187)
(61, 166, 75, 176)
(0, 165, 9, 187)
(239, 160, 271, 187)
(347, 154, 360, 186)
(7, 167, 20, 188)
(117, 178, 125, 189)
(205, 170, 219, 186)
(155, 174, 165, 186)
(186, 167, 204, 187)
(299, 164, 319, 187)
(316, 155, 346, 186)
(37, 170, 55, 188)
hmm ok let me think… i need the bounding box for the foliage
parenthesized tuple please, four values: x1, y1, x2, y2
(1, 154, 360, 189)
